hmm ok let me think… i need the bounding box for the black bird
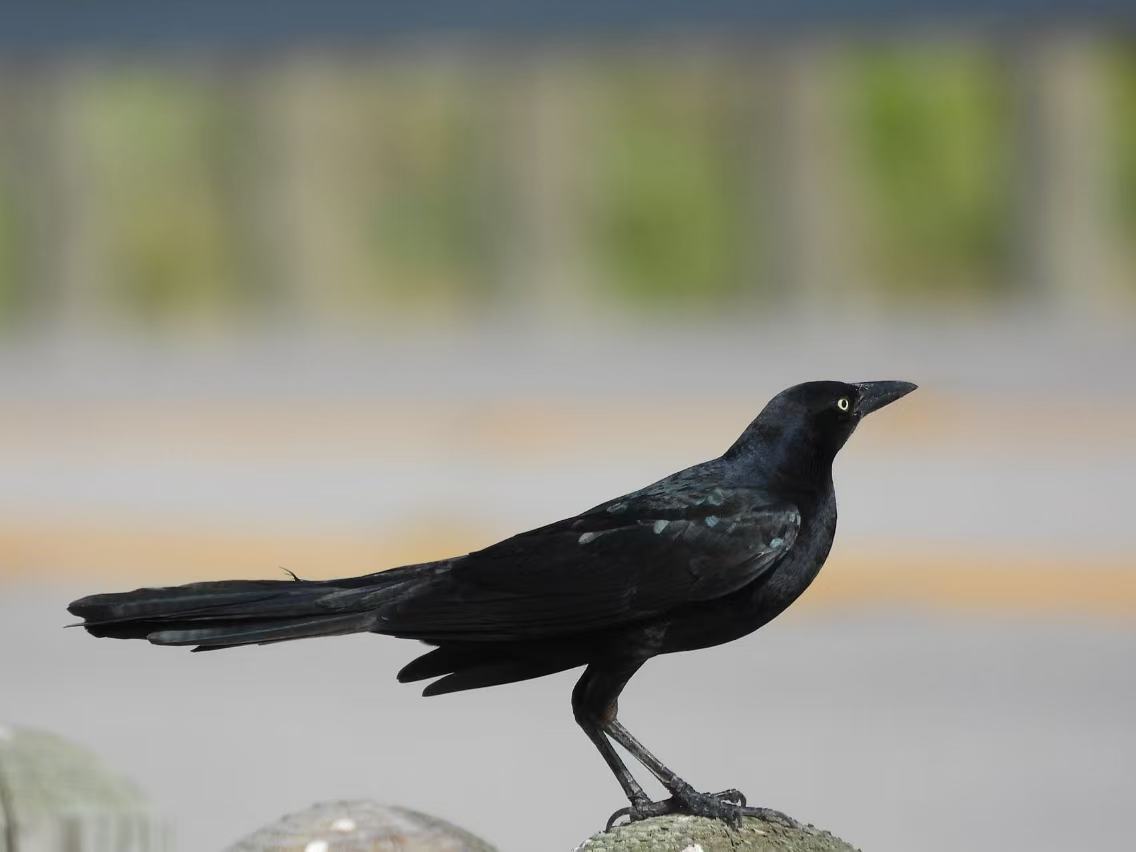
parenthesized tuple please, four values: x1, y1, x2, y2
(69, 379, 916, 828)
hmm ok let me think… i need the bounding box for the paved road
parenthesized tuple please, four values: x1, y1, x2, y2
(2, 328, 1134, 584)
(2, 327, 1133, 848)
(3, 588, 1133, 851)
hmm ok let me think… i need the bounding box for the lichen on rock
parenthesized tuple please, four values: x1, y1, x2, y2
(575, 814, 859, 852)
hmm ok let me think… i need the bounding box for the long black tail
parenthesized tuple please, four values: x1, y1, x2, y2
(67, 563, 439, 651)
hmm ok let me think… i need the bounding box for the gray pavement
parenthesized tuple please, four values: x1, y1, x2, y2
(2, 325, 1135, 560)
(2, 325, 1134, 849)
(2, 588, 1133, 851)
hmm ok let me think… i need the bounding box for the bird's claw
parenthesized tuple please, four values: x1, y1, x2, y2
(605, 806, 633, 831)
(605, 786, 796, 832)
(669, 784, 745, 826)
(605, 797, 674, 830)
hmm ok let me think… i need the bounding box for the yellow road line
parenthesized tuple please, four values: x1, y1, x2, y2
(4, 522, 1133, 617)
(815, 551, 1136, 616)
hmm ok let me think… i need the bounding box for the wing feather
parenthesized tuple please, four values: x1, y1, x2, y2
(381, 486, 800, 640)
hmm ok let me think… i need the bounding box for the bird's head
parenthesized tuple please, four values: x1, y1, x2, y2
(725, 380, 917, 486)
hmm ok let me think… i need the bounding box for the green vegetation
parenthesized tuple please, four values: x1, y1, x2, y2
(1111, 44, 1136, 284)
(844, 45, 1014, 297)
(0, 43, 1131, 327)
(357, 67, 496, 313)
(82, 71, 247, 325)
(589, 65, 753, 310)
(0, 175, 27, 324)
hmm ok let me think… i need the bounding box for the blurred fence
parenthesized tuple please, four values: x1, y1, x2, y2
(0, 32, 1134, 334)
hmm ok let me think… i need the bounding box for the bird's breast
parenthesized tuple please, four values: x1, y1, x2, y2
(658, 488, 837, 654)
(760, 488, 837, 606)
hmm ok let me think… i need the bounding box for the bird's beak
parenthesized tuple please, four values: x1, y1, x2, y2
(854, 380, 918, 416)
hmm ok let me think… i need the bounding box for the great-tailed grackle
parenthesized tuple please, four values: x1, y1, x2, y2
(69, 379, 916, 829)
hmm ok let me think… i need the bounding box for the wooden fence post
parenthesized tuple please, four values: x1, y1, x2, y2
(1013, 32, 1126, 319)
(0, 65, 102, 333)
(763, 41, 858, 314)
(495, 52, 589, 321)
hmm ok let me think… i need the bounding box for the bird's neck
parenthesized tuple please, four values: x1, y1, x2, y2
(768, 456, 834, 501)
(725, 420, 836, 497)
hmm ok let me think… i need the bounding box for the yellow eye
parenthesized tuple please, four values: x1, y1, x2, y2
(836, 397, 850, 411)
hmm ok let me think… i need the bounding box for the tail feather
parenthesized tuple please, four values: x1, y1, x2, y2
(421, 659, 576, 696)
(397, 644, 482, 683)
(149, 612, 379, 647)
(398, 641, 584, 695)
(71, 582, 284, 624)
(68, 565, 436, 650)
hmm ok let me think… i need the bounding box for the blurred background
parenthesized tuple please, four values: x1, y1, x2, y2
(1, 3, 1134, 851)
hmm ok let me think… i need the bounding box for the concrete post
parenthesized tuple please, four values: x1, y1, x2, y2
(0, 725, 170, 852)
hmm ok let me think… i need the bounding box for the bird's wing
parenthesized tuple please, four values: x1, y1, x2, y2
(382, 486, 800, 640)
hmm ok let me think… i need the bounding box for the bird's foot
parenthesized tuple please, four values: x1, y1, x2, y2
(605, 786, 798, 831)
(710, 788, 746, 806)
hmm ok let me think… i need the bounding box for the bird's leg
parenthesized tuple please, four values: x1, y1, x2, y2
(604, 718, 799, 829)
(580, 719, 651, 807)
(574, 664, 743, 828)
(605, 719, 745, 805)
(574, 662, 798, 830)
(574, 663, 663, 828)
